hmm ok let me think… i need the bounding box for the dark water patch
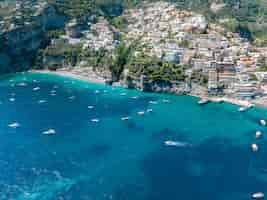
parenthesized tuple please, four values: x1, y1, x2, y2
(141, 136, 267, 200)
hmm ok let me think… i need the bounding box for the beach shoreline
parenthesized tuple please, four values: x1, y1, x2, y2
(30, 69, 267, 108)
(30, 69, 107, 84)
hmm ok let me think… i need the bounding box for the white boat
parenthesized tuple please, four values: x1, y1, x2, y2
(162, 99, 171, 103)
(256, 131, 262, 139)
(50, 93, 56, 96)
(164, 140, 190, 147)
(149, 101, 158, 105)
(95, 90, 100, 94)
(42, 129, 56, 135)
(50, 90, 57, 93)
(198, 99, 209, 105)
(137, 111, 145, 115)
(53, 85, 59, 89)
(251, 144, 259, 152)
(68, 96, 75, 100)
(252, 192, 264, 199)
(121, 117, 130, 121)
(9, 98, 15, 102)
(238, 107, 247, 112)
(260, 119, 266, 126)
(91, 118, 99, 123)
(33, 87, 40, 91)
(147, 109, 153, 113)
(120, 93, 127, 96)
(131, 96, 139, 99)
(18, 82, 27, 87)
(88, 105, 95, 109)
(8, 122, 20, 128)
(38, 100, 47, 104)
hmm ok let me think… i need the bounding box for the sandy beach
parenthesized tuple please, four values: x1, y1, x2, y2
(31, 68, 107, 84)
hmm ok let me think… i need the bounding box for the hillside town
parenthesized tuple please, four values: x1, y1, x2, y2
(1, 0, 267, 105)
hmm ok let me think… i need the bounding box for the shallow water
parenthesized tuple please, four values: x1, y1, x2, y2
(0, 72, 266, 200)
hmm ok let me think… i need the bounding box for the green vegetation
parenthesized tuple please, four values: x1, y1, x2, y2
(34, 43, 83, 70)
(127, 54, 187, 83)
(110, 43, 133, 81)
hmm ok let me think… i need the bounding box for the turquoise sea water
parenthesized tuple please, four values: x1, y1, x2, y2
(0, 72, 267, 200)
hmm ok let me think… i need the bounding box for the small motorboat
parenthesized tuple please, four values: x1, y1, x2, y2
(121, 117, 130, 121)
(38, 100, 47, 104)
(17, 82, 27, 87)
(251, 144, 259, 152)
(8, 122, 20, 128)
(95, 90, 100, 94)
(88, 105, 95, 109)
(9, 98, 15, 102)
(137, 111, 145, 115)
(33, 87, 40, 91)
(164, 140, 190, 147)
(260, 119, 266, 126)
(256, 131, 262, 139)
(53, 85, 59, 89)
(149, 101, 158, 105)
(42, 129, 56, 135)
(239, 107, 247, 112)
(120, 93, 127, 96)
(198, 99, 209, 105)
(131, 96, 139, 99)
(68, 96, 75, 100)
(252, 192, 264, 199)
(147, 109, 153, 113)
(91, 119, 99, 123)
(162, 99, 171, 103)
